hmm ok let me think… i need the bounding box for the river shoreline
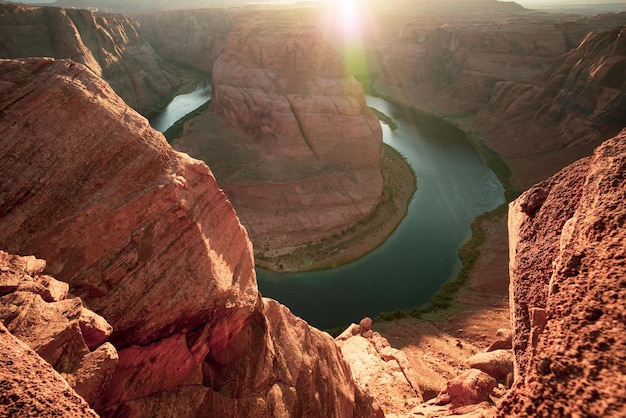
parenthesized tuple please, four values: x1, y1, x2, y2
(255, 143, 417, 272)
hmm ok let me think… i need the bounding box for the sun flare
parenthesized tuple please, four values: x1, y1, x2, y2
(337, 0, 363, 42)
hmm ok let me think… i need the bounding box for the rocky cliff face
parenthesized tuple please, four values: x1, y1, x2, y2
(0, 4, 180, 114)
(503, 128, 626, 416)
(176, 16, 383, 252)
(374, 10, 568, 115)
(374, 7, 626, 188)
(136, 9, 234, 74)
(466, 24, 626, 188)
(0, 58, 382, 417)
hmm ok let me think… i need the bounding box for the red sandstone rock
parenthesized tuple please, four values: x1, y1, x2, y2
(337, 325, 424, 415)
(501, 129, 626, 417)
(184, 16, 383, 251)
(137, 9, 234, 73)
(435, 368, 497, 408)
(487, 328, 512, 352)
(467, 350, 514, 381)
(0, 323, 99, 417)
(0, 4, 180, 114)
(0, 250, 118, 411)
(0, 58, 381, 417)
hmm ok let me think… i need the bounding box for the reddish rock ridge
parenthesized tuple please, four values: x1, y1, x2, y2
(0, 4, 180, 114)
(0, 58, 381, 417)
(136, 9, 234, 74)
(177, 16, 383, 252)
(502, 129, 626, 416)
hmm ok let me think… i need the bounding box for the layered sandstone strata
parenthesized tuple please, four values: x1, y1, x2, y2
(136, 9, 234, 74)
(178, 17, 383, 252)
(503, 129, 626, 416)
(0, 4, 180, 114)
(0, 58, 382, 417)
(467, 25, 626, 187)
(374, 6, 626, 188)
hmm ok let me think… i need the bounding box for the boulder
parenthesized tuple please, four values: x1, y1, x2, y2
(435, 368, 497, 408)
(467, 349, 514, 381)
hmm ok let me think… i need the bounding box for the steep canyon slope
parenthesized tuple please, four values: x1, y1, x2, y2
(0, 58, 382, 417)
(175, 14, 384, 255)
(0, 4, 180, 114)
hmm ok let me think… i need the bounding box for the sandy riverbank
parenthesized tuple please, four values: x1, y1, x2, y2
(255, 143, 416, 272)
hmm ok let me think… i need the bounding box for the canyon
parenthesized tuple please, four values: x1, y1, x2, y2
(173, 11, 385, 263)
(0, 3, 181, 114)
(0, 1, 625, 417)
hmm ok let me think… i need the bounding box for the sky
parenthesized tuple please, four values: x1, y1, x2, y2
(7, 0, 625, 9)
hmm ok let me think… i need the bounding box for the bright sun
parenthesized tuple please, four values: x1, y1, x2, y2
(337, 0, 364, 42)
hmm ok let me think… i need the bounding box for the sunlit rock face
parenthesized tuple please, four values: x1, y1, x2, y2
(0, 4, 180, 114)
(0, 57, 382, 417)
(200, 17, 383, 251)
(504, 129, 626, 417)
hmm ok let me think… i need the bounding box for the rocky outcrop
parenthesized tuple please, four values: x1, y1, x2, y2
(336, 318, 424, 415)
(502, 128, 626, 416)
(176, 16, 383, 252)
(0, 57, 381, 417)
(0, 251, 117, 407)
(0, 322, 99, 417)
(0, 4, 180, 114)
(136, 9, 234, 74)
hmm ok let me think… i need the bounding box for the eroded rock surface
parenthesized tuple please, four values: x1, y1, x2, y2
(0, 57, 381, 417)
(336, 320, 424, 415)
(0, 250, 116, 409)
(0, 323, 99, 417)
(503, 129, 626, 417)
(137, 9, 234, 74)
(0, 4, 180, 114)
(177, 15, 383, 253)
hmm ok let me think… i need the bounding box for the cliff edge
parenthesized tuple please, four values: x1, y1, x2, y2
(504, 128, 626, 416)
(0, 57, 382, 417)
(0, 4, 180, 114)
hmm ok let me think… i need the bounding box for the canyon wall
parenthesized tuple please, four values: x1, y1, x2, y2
(503, 128, 626, 416)
(176, 15, 384, 253)
(136, 9, 234, 74)
(0, 4, 180, 114)
(375, 8, 626, 188)
(467, 25, 626, 187)
(0, 57, 382, 417)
